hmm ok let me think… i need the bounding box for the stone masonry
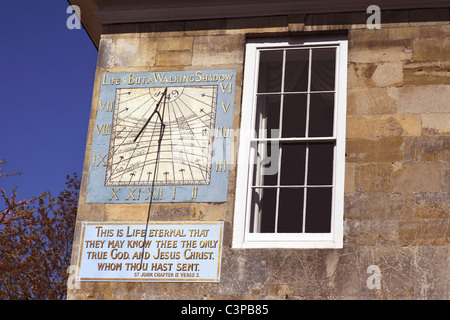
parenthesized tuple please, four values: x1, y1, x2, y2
(68, 8, 449, 299)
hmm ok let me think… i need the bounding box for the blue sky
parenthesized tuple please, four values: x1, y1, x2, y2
(0, 1, 98, 201)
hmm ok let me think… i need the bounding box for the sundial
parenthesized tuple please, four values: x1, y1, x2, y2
(106, 85, 217, 186)
(87, 70, 236, 203)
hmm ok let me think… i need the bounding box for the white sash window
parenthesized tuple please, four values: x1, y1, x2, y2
(233, 37, 348, 248)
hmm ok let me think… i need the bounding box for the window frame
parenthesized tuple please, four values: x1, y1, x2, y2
(233, 37, 348, 249)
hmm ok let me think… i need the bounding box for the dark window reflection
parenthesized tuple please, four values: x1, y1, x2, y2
(282, 94, 307, 138)
(309, 93, 334, 137)
(251, 45, 338, 235)
(284, 49, 309, 92)
(277, 188, 304, 233)
(305, 187, 332, 233)
(280, 143, 306, 186)
(307, 143, 334, 185)
(257, 142, 279, 186)
(251, 188, 277, 233)
(258, 50, 283, 93)
(310, 48, 336, 92)
(255, 95, 281, 139)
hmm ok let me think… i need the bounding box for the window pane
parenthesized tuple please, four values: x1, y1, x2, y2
(277, 188, 304, 233)
(258, 50, 283, 93)
(305, 187, 332, 233)
(253, 142, 279, 186)
(307, 143, 334, 185)
(284, 49, 309, 92)
(255, 95, 281, 139)
(310, 48, 336, 92)
(280, 143, 306, 186)
(250, 188, 277, 233)
(308, 93, 334, 137)
(281, 94, 307, 138)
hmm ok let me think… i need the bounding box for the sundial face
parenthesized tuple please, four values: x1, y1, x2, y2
(106, 86, 217, 186)
(86, 70, 236, 203)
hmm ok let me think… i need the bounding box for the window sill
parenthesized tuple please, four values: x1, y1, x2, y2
(232, 234, 343, 249)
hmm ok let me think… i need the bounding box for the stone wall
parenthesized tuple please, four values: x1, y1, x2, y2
(68, 8, 449, 299)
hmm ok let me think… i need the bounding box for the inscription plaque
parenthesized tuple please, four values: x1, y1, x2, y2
(76, 221, 224, 282)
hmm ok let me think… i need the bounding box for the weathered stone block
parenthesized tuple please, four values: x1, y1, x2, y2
(344, 163, 356, 194)
(348, 62, 403, 88)
(403, 246, 450, 298)
(265, 250, 330, 298)
(443, 149, 450, 191)
(267, 283, 294, 297)
(75, 203, 106, 221)
(347, 87, 398, 115)
(403, 60, 450, 85)
(188, 203, 227, 221)
(141, 203, 192, 221)
(349, 30, 413, 63)
(97, 38, 115, 68)
(355, 163, 395, 193)
(156, 50, 192, 67)
(393, 162, 441, 193)
(402, 136, 449, 162)
(398, 220, 449, 246)
(347, 63, 375, 88)
(105, 203, 149, 221)
(345, 137, 404, 163)
(371, 63, 404, 87)
(219, 249, 267, 296)
(115, 37, 157, 67)
(413, 38, 450, 61)
(398, 85, 450, 114)
(418, 25, 450, 39)
(388, 27, 420, 40)
(346, 115, 422, 138)
(192, 35, 244, 66)
(156, 37, 193, 51)
(358, 246, 450, 299)
(422, 113, 450, 136)
(345, 192, 414, 221)
(344, 220, 398, 246)
(349, 28, 390, 43)
(349, 45, 413, 63)
(412, 192, 449, 219)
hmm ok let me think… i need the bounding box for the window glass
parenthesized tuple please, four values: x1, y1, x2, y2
(253, 141, 278, 186)
(255, 95, 281, 139)
(279, 143, 306, 186)
(284, 49, 309, 92)
(281, 94, 307, 138)
(305, 187, 332, 233)
(252, 47, 337, 235)
(234, 39, 347, 248)
(258, 50, 283, 93)
(310, 48, 336, 91)
(277, 188, 304, 233)
(250, 188, 277, 233)
(307, 143, 334, 185)
(308, 93, 334, 137)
